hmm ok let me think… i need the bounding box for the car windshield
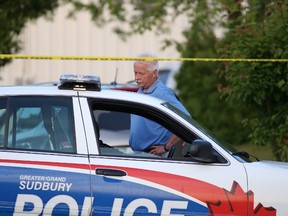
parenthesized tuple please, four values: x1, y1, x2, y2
(162, 102, 253, 162)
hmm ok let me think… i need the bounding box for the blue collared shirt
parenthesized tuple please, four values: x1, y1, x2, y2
(129, 79, 189, 151)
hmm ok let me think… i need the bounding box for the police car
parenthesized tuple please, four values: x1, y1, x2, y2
(0, 74, 287, 216)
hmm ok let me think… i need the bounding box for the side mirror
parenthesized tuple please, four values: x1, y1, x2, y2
(182, 139, 215, 163)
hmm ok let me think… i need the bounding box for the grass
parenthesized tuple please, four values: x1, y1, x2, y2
(235, 143, 275, 161)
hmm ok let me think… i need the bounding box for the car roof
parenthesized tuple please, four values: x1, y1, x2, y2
(101, 83, 139, 92)
(0, 85, 78, 97)
(80, 88, 166, 106)
(0, 84, 166, 108)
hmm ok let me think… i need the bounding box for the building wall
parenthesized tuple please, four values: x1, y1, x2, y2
(0, 3, 187, 85)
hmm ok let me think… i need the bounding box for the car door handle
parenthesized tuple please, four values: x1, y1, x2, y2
(96, 168, 127, 177)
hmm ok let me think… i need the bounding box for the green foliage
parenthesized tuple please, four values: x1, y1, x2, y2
(0, 0, 60, 67)
(218, 0, 288, 161)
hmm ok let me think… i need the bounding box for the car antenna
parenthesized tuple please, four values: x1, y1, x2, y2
(111, 68, 118, 85)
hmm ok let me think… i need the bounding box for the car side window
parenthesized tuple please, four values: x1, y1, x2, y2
(4, 97, 75, 153)
(92, 108, 228, 164)
(93, 110, 132, 154)
(89, 99, 228, 163)
(92, 108, 187, 159)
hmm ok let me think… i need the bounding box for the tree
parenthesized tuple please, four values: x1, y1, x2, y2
(0, 0, 60, 67)
(218, 0, 288, 161)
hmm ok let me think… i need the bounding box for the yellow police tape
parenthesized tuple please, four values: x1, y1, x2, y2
(0, 54, 288, 62)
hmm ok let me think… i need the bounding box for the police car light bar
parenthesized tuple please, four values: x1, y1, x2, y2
(58, 74, 101, 91)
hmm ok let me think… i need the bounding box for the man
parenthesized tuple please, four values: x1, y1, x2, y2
(129, 57, 190, 156)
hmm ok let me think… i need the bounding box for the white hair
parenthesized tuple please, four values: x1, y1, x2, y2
(134, 54, 159, 73)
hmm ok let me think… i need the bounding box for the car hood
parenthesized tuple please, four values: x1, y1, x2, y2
(252, 160, 288, 170)
(244, 160, 288, 184)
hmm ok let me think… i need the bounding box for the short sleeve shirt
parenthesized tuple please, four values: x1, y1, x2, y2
(129, 79, 189, 151)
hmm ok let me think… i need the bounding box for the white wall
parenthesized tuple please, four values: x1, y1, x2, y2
(0, 3, 188, 85)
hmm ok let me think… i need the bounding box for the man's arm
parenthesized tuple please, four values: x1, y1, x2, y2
(148, 134, 182, 156)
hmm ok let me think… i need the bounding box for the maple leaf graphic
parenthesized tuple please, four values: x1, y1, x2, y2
(207, 181, 276, 216)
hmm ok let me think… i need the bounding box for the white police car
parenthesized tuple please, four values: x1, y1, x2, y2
(0, 74, 287, 216)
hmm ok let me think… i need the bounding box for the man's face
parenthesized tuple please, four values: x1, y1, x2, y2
(134, 63, 157, 91)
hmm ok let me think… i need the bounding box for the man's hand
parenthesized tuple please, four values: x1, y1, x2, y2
(148, 135, 182, 156)
(148, 145, 167, 155)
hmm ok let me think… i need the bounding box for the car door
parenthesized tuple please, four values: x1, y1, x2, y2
(80, 97, 249, 216)
(0, 96, 92, 215)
